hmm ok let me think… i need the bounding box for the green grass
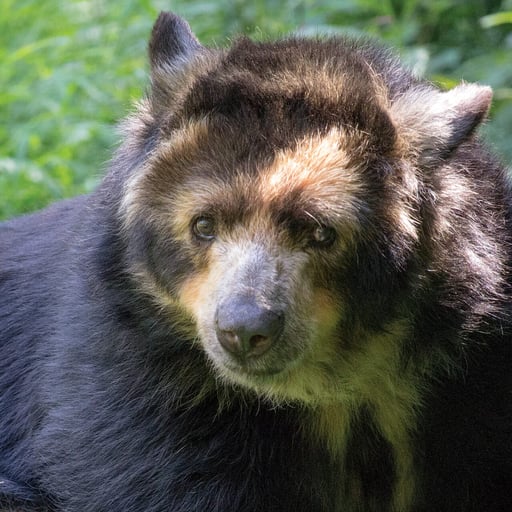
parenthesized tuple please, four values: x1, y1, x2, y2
(1, 0, 511, 219)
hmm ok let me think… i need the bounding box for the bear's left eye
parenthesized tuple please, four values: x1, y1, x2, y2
(310, 225, 336, 248)
(193, 216, 216, 241)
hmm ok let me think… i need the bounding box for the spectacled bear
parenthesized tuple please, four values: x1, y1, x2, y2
(1, 11, 511, 512)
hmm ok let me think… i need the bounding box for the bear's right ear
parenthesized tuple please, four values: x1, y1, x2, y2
(148, 12, 203, 109)
(149, 12, 202, 71)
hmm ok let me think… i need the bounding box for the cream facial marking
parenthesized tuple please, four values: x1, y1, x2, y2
(258, 128, 367, 219)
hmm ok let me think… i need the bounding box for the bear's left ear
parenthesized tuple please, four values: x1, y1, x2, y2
(391, 83, 492, 166)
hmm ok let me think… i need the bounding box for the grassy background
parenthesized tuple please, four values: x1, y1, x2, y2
(1, 0, 511, 219)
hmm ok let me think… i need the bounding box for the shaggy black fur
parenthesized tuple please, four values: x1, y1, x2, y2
(1, 12, 511, 512)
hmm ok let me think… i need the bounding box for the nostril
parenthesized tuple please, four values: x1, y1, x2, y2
(248, 334, 272, 356)
(216, 330, 241, 355)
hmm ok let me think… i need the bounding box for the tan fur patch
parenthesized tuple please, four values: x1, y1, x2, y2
(264, 65, 345, 105)
(308, 402, 354, 458)
(307, 319, 421, 511)
(178, 269, 211, 321)
(386, 162, 421, 245)
(309, 288, 343, 337)
(352, 321, 420, 511)
(259, 128, 364, 201)
(258, 128, 368, 241)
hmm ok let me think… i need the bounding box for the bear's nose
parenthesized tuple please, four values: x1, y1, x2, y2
(215, 297, 284, 359)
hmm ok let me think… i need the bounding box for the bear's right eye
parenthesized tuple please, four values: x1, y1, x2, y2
(193, 216, 216, 241)
(310, 224, 336, 248)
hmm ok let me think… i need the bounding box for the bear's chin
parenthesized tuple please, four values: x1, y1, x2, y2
(211, 351, 298, 382)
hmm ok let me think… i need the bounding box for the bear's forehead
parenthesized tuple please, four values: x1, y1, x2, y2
(177, 38, 396, 153)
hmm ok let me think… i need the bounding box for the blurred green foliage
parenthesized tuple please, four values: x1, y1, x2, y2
(1, 0, 511, 219)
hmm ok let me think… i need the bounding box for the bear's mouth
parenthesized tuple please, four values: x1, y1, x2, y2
(212, 342, 307, 386)
(219, 353, 289, 378)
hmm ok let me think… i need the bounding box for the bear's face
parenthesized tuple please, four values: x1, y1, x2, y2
(118, 14, 493, 405)
(120, 111, 412, 404)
